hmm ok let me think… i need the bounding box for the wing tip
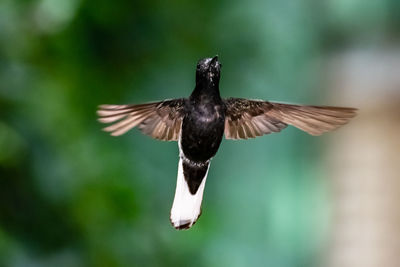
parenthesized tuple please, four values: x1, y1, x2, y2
(98, 104, 132, 110)
(101, 126, 124, 137)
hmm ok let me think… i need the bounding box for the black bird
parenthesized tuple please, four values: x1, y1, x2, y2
(97, 56, 357, 230)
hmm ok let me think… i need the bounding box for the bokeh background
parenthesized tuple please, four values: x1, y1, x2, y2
(1, 0, 400, 266)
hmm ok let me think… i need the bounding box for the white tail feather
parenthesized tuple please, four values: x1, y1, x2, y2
(170, 158, 209, 230)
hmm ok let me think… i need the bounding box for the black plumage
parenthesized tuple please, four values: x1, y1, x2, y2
(97, 56, 357, 230)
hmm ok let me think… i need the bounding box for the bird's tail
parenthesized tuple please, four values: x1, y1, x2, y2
(170, 158, 210, 230)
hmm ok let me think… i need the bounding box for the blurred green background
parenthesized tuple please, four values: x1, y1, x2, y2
(1, 0, 399, 266)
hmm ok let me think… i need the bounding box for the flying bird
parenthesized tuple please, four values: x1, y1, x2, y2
(97, 56, 357, 230)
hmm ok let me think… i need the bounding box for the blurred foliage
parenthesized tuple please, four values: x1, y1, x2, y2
(0, 0, 399, 266)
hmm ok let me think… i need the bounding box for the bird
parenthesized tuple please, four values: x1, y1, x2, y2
(97, 56, 357, 230)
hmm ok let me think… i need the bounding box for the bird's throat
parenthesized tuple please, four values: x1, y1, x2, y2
(190, 83, 221, 103)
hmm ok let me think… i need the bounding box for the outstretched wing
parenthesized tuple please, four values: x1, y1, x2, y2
(97, 99, 186, 141)
(223, 98, 357, 140)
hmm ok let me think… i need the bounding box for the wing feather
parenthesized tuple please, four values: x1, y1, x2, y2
(97, 99, 186, 141)
(224, 98, 357, 139)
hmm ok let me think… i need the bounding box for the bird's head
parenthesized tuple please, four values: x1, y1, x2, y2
(196, 56, 221, 86)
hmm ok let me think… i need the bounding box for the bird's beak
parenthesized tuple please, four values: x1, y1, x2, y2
(210, 55, 219, 65)
(209, 55, 220, 70)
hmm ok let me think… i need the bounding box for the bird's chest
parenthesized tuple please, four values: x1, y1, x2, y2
(180, 104, 225, 162)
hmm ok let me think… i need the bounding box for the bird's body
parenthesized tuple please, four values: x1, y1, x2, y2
(179, 99, 225, 195)
(172, 57, 226, 228)
(97, 56, 357, 230)
(181, 94, 225, 164)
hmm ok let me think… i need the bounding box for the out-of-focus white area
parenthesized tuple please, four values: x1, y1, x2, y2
(324, 47, 400, 267)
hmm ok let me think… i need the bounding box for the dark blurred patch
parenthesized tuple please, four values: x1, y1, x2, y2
(0, 161, 80, 253)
